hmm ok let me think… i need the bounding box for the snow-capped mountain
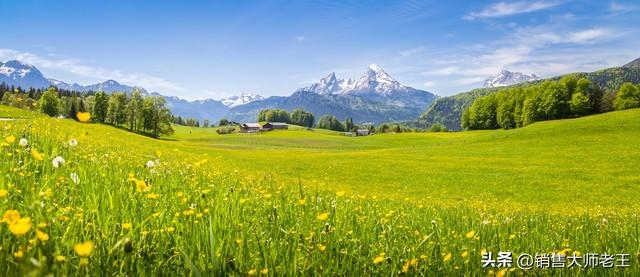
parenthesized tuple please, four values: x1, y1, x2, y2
(0, 60, 51, 88)
(220, 93, 264, 107)
(84, 80, 144, 93)
(299, 72, 355, 95)
(48, 79, 86, 91)
(227, 64, 437, 123)
(299, 64, 419, 95)
(0, 59, 143, 93)
(483, 70, 540, 88)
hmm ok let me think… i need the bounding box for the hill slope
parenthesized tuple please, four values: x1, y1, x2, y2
(421, 61, 640, 130)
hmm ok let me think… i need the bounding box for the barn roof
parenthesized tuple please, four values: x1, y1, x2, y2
(266, 122, 288, 126)
(241, 123, 262, 128)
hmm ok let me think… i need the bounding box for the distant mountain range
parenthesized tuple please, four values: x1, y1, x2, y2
(225, 64, 437, 123)
(1, 60, 52, 89)
(0, 59, 238, 122)
(421, 58, 640, 130)
(0, 60, 436, 124)
(483, 70, 540, 88)
(0, 60, 147, 94)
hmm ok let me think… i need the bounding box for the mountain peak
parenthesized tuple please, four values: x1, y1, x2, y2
(483, 70, 540, 88)
(220, 93, 264, 107)
(4, 60, 34, 69)
(0, 59, 50, 88)
(623, 57, 640, 69)
(299, 71, 351, 95)
(368, 64, 385, 73)
(297, 64, 423, 96)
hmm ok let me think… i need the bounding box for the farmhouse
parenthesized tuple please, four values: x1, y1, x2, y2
(356, 129, 371, 136)
(239, 123, 262, 133)
(262, 122, 289, 130)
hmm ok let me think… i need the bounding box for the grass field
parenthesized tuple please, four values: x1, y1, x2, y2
(1, 105, 639, 275)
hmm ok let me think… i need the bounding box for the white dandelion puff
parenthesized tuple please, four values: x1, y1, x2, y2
(69, 139, 78, 147)
(52, 156, 65, 168)
(18, 138, 28, 147)
(146, 160, 155, 168)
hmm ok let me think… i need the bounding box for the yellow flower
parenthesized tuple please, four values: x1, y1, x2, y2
(76, 112, 91, 123)
(3, 210, 21, 224)
(0, 189, 8, 198)
(402, 258, 418, 273)
(146, 193, 160, 199)
(496, 269, 507, 277)
(135, 179, 149, 192)
(465, 230, 476, 239)
(260, 268, 269, 275)
(317, 244, 327, 252)
(55, 255, 66, 262)
(9, 217, 32, 236)
(336, 191, 346, 197)
(74, 241, 94, 257)
(122, 223, 132, 230)
(247, 269, 257, 276)
(36, 230, 49, 241)
(443, 252, 452, 262)
(461, 251, 469, 258)
(13, 250, 24, 258)
(373, 253, 386, 265)
(31, 148, 44, 161)
(263, 193, 272, 199)
(297, 198, 306, 205)
(316, 212, 329, 221)
(4, 135, 16, 144)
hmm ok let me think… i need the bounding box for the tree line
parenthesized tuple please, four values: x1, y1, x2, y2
(253, 108, 425, 134)
(170, 116, 210, 127)
(461, 76, 639, 130)
(256, 109, 315, 128)
(1, 83, 174, 138)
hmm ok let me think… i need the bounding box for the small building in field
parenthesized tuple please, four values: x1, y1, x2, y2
(262, 122, 289, 130)
(239, 123, 262, 133)
(356, 129, 371, 136)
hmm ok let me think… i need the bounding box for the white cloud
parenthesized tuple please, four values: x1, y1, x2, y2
(407, 21, 628, 94)
(0, 48, 184, 93)
(454, 77, 487, 85)
(422, 81, 436, 88)
(608, 2, 636, 13)
(399, 46, 425, 57)
(296, 36, 306, 42)
(421, 66, 460, 76)
(463, 1, 561, 20)
(566, 28, 609, 44)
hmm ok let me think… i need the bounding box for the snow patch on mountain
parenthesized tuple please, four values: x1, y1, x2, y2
(483, 70, 540, 88)
(0, 60, 50, 88)
(220, 93, 264, 107)
(298, 64, 418, 95)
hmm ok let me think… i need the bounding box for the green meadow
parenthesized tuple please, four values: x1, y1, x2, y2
(170, 110, 640, 209)
(1, 105, 639, 275)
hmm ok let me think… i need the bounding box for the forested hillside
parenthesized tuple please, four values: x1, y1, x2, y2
(420, 59, 640, 130)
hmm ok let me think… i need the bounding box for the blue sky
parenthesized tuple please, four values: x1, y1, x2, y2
(0, 0, 638, 100)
